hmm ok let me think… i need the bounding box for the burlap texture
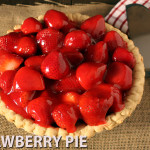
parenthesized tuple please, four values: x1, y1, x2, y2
(0, 3, 149, 150)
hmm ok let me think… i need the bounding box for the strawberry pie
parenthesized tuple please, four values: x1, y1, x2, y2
(0, 10, 145, 139)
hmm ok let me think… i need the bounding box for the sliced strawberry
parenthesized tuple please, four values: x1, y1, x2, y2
(105, 62, 132, 90)
(52, 103, 79, 133)
(85, 41, 108, 63)
(81, 15, 105, 40)
(79, 94, 113, 126)
(36, 28, 64, 54)
(21, 17, 43, 34)
(41, 51, 70, 80)
(13, 67, 45, 91)
(0, 32, 23, 53)
(61, 21, 77, 34)
(15, 37, 37, 57)
(60, 92, 80, 107)
(10, 91, 35, 108)
(27, 96, 56, 127)
(52, 71, 84, 93)
(1, 91, 31, 119)
(44, 9, 69, 30)
(64, 30, 91, 50)
(63, 51, 84, 67)
(104, 31, 127, 53)
(24, 55, 46, 71)
(112, 47, 136, 69)
(87, 84, 124, 112)
(0, 50, 23, 73)
(0, 70, 16, 93)
(76, 62, 107, 90)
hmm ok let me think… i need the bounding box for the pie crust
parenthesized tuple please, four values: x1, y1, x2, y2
(0, 13, 145, 140)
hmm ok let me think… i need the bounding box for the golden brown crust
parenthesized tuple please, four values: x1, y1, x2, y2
(0, 13, 145, 140)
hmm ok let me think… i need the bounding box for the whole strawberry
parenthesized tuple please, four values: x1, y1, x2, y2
(105, 62, 132, 91)
(112, 47, 136, 69)
(36, 28, 64, 54)
(41, 51, 70, 80)
(52, 103, 79, 133)
(76, 62, 107, 90)
(64, 30, 91, 50)
(79, 93, 113, 126)
(44, 9, 69, 30)
(16, 37, 37, 57)
(0, 32, 23, 53)
(81, 15, 105, 40)
(104, 31, 127, 53)
(21, 17, 43, 34)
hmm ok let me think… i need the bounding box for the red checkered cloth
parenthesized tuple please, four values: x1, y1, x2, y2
(105, 0, 150, 34)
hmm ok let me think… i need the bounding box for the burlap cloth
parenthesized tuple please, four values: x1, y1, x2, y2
(0, 3, 149, 150)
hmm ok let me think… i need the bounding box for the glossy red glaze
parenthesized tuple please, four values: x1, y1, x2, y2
(0, 70, 16, 93)
(52, 103, 79, 133)
(79, 94, 113, 125)
(0, 91, 31, 119)
(10, 91, 35, 108)
(76, 62, 107, 90)
(88, 84, 124, 112)
(27, 96, 56, 127)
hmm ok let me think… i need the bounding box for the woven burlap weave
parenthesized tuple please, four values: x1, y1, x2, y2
(0, 3, 149, 150)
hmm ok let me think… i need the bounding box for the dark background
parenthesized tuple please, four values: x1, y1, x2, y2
(0, 0, 119, 5)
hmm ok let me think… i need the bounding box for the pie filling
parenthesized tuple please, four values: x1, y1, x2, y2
(0, 10, 136, 133)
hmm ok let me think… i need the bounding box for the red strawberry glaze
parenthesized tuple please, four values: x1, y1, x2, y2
(0, 91, 31, 119)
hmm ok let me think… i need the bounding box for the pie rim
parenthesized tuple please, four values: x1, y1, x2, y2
(0, 13, 145, 140)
